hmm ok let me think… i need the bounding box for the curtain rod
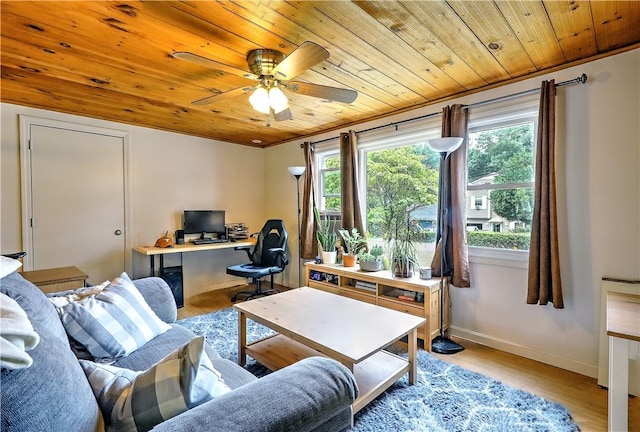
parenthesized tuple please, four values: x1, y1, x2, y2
(305, 73, 587, 147)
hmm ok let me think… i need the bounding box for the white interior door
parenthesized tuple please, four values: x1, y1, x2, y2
(23, 119, 128, 284)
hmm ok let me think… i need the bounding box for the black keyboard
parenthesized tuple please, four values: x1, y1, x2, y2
(191, 238, 228, 245)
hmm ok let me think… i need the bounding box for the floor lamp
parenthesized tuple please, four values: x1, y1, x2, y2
(427, 137, 465, 355)
(288, 166, 306, 287)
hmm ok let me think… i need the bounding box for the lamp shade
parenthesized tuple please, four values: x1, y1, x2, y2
(427, 137, 464, 153)
(287, 166, 306, 177)
(249, 87, 270, 114)
(269, 87, 289, 114)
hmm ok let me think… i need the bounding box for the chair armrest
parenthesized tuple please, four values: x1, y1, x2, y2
(268, 247, 289, 266)
(152, 357, 358, 432)
(234, 245, 253, 260)
(132, 277, 177, 323)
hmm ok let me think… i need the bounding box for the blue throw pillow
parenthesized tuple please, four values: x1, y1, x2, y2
(53, 272, 171, 363)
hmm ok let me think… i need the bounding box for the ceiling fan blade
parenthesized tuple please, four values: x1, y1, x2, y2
(286, 82, 358, 104)
(192, 86, 254, 106)
(273, 108, 293, 121)
(172, 51, 259, 81)
(272, 41, 329, 80)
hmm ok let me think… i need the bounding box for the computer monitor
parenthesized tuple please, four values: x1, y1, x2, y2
(183, 210, 226, 239)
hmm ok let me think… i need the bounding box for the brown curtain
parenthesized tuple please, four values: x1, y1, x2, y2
(340, 131, 365, 235)
(527, 80, 564, 308)
(300, 142, 318, 259)
(431, 105, 471, 288)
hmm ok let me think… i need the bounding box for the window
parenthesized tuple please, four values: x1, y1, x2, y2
(467, 100, 537, 251)
(317, 152, 341, 213)
(314, 97, 538, 262)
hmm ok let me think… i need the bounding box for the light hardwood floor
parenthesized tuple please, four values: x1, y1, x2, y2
(178, 285, 639, 432)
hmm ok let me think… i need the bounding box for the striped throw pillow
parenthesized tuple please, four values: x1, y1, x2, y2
(56, 272, 171, 363)
(80, 336, 230, 432)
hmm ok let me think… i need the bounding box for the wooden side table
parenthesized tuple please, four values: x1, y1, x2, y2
(21, 266, 88, 294)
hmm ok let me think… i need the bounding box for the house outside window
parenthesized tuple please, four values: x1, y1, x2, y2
(314, 96, 538, 264)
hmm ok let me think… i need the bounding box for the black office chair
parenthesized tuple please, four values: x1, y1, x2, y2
(227, 219, 289, 302)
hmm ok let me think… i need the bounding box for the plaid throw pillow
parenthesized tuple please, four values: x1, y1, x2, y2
(80, 336, 230, 432)
(54, 272, 171, 363)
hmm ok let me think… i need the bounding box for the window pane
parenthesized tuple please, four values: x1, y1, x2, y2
(467, 121, 534, 251)
(365, 144, 440, 265)
(468, 122, 534, 185)
(466, 187, 533, 250)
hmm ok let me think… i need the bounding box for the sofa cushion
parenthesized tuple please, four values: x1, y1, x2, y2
(81, 336, 230, 432)
(1, 323, 102, 432)
(0, 272, 69, 345)
(54, 272, 171, 363)
(112, 323, 257, 391)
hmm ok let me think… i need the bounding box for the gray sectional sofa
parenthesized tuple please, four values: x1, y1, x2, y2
(0, 270, 358, 431)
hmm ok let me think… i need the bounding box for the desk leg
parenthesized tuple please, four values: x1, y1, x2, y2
(238, 311, 247, 366)
(609, 336, 629, 432)
(149, 256, 155, 277)
(408, 328, 418, 385)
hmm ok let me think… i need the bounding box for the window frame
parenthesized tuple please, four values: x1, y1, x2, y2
(466, 95, 539, 262)
(313, 95, 539, 267)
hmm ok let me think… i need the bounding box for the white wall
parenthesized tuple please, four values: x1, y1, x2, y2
(1, 104, 266, 297)
(265, 49, 640, 377)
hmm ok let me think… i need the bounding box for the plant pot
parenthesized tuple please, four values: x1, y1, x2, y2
(393, 259, 414, 278)
(342, 254, 357, 267)
(321, 250, 337, 265)
(359, 260, 383, 272)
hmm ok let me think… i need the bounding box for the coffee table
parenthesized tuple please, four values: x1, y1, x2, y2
(233, 287, 426, 413)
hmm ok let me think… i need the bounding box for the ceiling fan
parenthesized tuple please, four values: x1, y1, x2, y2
(172, 41, 358, 123)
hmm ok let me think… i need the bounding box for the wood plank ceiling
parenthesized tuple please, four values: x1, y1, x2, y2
(1, 1, 639, 147)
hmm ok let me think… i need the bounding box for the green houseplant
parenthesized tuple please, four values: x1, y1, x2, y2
(314, 207, 338, 264)
(338, 227, 366, 267)
(389, 213, 422, 278)
(358, 244, 384, 272)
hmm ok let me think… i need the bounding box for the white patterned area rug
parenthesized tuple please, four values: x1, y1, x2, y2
(179, 308, 579, 432)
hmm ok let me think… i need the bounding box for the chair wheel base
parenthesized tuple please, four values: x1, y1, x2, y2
(231, 289, 278, 303)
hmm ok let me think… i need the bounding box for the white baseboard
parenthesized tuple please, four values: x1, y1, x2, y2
(451, 326, 598, 378)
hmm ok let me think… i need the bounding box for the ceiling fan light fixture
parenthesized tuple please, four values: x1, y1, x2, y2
(269, 86, 289, 114)
(249, 87, 270, 114)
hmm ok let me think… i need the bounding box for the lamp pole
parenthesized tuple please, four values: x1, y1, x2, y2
(288, 166, 306, 287)
(427, 138, 464, 355)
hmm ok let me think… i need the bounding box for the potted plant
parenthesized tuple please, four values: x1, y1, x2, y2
(358, 244, 384, 272)
(389, 213, 422, 278)
(314, 207, 338, 264)
(338, 227, 366, 267)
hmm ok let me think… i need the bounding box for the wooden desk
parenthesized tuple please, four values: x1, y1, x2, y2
(607, 291, 640, 432)
(133, 239, 256, 307)
(21, 266, 88, 294)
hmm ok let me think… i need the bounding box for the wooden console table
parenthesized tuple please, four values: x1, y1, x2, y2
(21, 266, 88, 294)
(607, 291, 640, 432)
(304, 262, 443, 349)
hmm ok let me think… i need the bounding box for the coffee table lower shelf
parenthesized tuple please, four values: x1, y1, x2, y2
(245, 334, 410, 413)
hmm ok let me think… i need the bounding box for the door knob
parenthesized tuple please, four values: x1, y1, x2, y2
(115, 230, 122, 236)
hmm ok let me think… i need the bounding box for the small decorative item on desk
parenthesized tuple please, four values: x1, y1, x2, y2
(338, 227, 366, 267)
(154, 231, 174, 248)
